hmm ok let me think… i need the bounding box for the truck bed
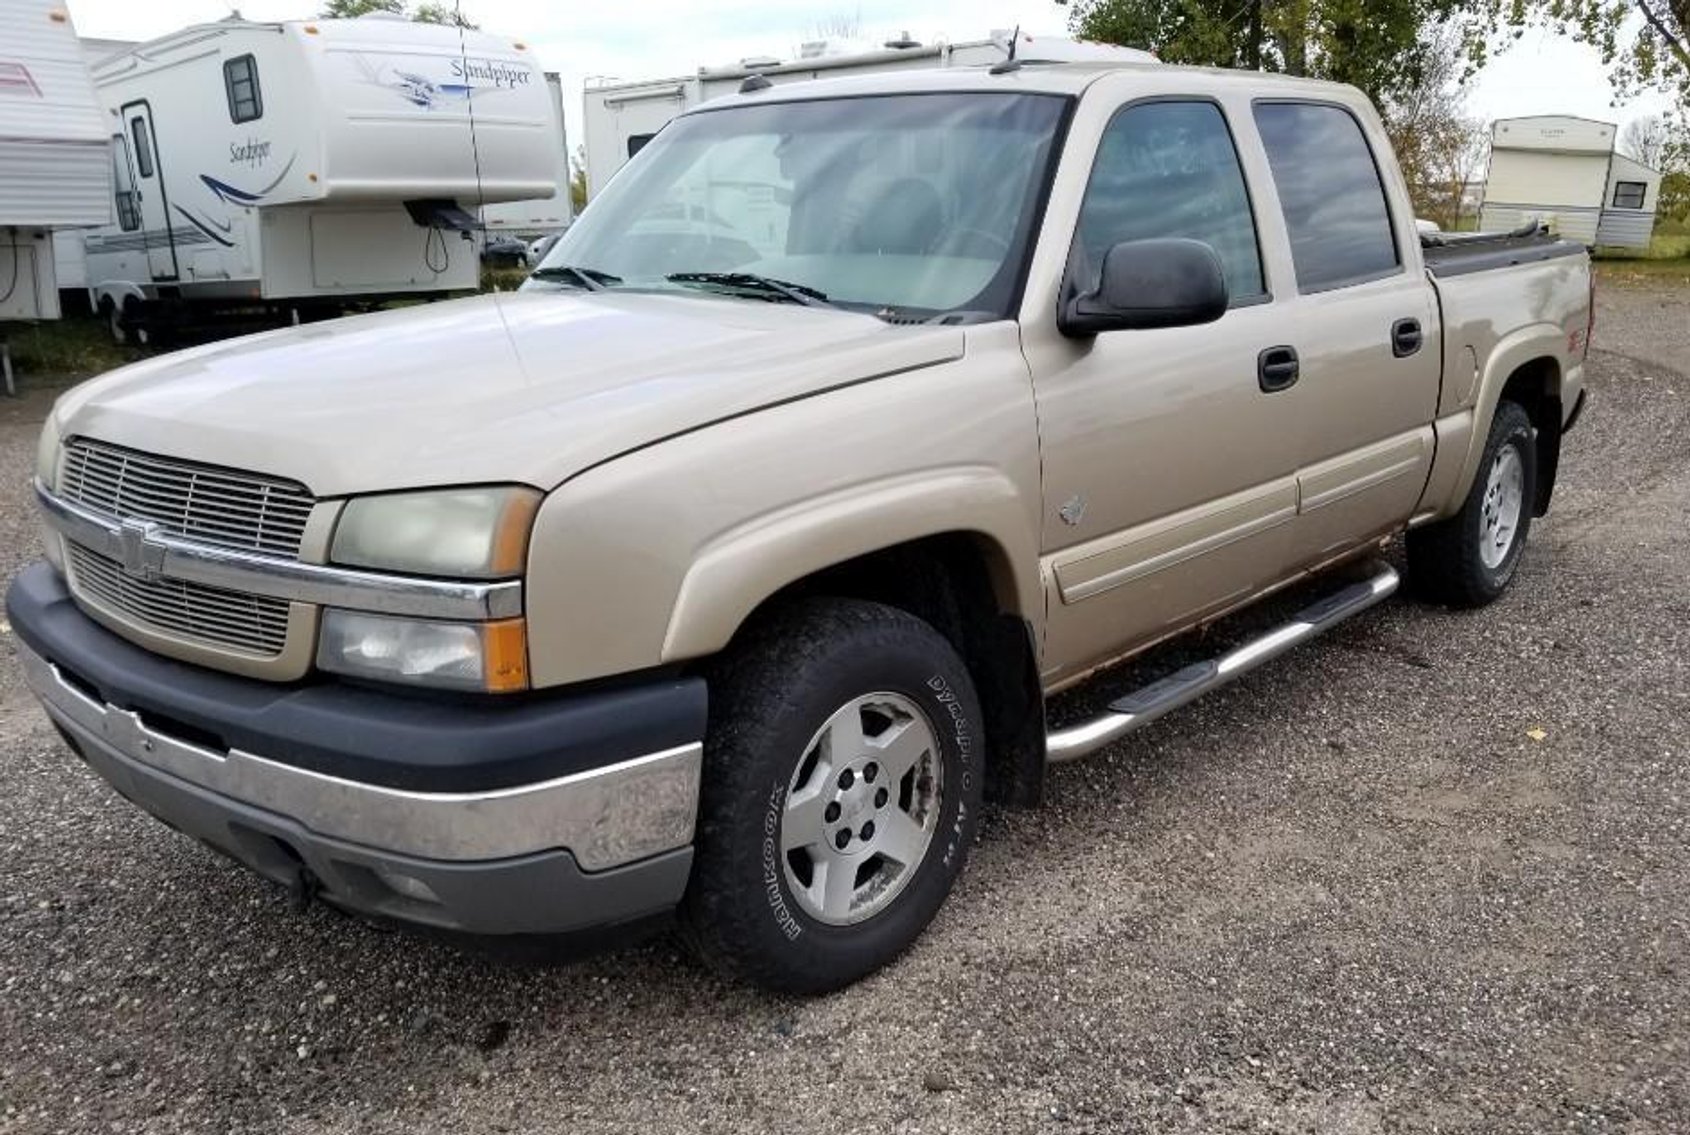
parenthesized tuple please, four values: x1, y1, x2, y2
(1421, 225, 1588, 278)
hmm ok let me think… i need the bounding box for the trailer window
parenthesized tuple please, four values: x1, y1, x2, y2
(130, 117, 153, 179)
(627, 133, 655, 159)
(224, 54, 262, 123)
(112, 135, 141, 231)
(1074, 100, 1265, 305)
(1253, 102, 1400, 292)
(1612, 181, 1647, 209)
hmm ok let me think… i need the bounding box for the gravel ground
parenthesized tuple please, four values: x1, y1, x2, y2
(2, 282, 1687, 1135)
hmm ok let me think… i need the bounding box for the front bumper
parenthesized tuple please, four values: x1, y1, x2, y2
(7, 562, 706, 936)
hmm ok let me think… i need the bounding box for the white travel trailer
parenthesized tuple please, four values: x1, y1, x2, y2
(79, 15, 556, 343)
(0, 0, 111, 325)
(583, 33, 1157, 197)
(1479, 115, 1663, 249)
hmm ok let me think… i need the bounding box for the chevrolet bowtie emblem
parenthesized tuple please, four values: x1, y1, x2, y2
(117, 518, 167, 580)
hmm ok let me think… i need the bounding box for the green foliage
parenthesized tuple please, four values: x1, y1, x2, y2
(318, 0, 476, 27)
(1069, 0, 1488, 104)
(570, 144, 588, 213)
(319, 0, 404, 16)
(1475, 1, 1689, 105)
(1, 316, 141, 380)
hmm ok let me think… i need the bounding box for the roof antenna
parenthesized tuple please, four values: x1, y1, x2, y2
(989, 23, 1023, 75)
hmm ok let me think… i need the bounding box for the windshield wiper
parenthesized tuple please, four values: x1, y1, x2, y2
(666, 272, 836, 309)
(528, 265, 621, 291)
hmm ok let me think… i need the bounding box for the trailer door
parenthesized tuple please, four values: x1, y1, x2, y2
(123, 102, 178, 281)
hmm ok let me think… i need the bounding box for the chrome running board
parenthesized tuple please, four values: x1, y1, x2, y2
(1045, 560, 1400, 764)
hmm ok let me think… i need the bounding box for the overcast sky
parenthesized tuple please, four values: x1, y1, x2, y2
(64, 0, 1673, 157)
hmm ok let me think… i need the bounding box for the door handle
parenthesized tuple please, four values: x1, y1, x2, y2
(1392, 318, 1424, 358)
(1258, 346, 1300, 393)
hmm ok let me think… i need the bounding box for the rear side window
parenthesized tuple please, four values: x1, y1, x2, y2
(1074, 100, 1265, 304)
(1254, 102, 1399, 292)
(129, 116, 153, 178)
(1612, 181, 1646, 209)
(224, 54, 262, 123)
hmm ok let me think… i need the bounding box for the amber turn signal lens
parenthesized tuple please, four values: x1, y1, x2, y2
(482, 618, 529, 693)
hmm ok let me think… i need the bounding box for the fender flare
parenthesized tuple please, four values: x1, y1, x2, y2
(1440, 324, 1566, 517)
(659, 467, 1042, 664)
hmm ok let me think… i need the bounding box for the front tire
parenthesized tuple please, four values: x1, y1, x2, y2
(679, 599, 984, 994)
(1408, 399, 1537, 607)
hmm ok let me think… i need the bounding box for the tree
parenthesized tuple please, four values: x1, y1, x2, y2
(1481, 1, 1690, 106)
(1621, 114, 1669, 167)
(570, 144, 588, 214)
(1381, 22, 1490, 227)
(319, 0, 476, 27)
(1069, 0, 1488, 106)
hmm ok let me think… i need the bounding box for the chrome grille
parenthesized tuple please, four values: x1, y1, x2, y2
(59, 439, 314, 559)
(67, 543, 291, 657)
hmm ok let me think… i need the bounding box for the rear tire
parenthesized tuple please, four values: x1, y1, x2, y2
(103, 298, 128, 346)
(1408, 400, 1536, 607)
(679, 599, 984, 994)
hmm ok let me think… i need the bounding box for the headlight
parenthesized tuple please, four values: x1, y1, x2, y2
(318, 610, 529, 692)
(330, 486, 540, 578)
(35, 415, 62, 491)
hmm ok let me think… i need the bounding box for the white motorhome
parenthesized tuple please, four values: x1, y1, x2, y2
(583, 33, 1157, 197)
(78, 15, 556, 343)
(1479, 115, 1663, 249)
(0, 0, 111, 324)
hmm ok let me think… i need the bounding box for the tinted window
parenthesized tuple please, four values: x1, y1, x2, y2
(111, 135, 140, 231)
(1612, 181, 1646, 209)
(627, 133, 655, 159)
(130, 117, 153, 178)
(224, 54, 262, 123)
(1075, 101, 1264, 303)
(1254, 102, 1399, 291)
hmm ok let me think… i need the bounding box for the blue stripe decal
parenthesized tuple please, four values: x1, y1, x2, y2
(200, 173, 262, 205)
(172, 204, 236, 248)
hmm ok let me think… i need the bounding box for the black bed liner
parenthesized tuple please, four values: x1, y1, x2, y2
(1421, 223, 1588, 278)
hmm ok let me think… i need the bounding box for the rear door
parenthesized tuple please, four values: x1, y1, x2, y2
(122, 102, 177, 281)
(1249, 101, 1441, 564)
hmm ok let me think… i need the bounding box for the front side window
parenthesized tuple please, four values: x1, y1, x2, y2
(1612, 181, 1647, 209)
(224, 54, 262, 123)
(130, 116, 153, 178)
(1254, 102, 1400, 292)
(535, 92, 1069, 319)
(1073, 100, 1265, 305)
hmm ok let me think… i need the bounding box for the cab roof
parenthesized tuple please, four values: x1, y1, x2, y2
(685, 60, 1362, 114)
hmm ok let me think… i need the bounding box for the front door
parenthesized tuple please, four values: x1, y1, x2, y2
(122, 102, 177, 281)
(1028, 97, 1306, 687)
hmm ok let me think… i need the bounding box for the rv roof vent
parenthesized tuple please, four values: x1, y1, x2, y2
(884, 31, 921, 49)
(739, 74, 773, 94)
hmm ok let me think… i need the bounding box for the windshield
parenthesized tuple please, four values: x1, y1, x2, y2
(528, 92, 1069, 319)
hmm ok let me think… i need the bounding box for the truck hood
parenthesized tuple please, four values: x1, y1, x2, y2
(55, 291, 966, 497)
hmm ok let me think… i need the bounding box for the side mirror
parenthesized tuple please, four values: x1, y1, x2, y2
(1059, 238, 1230, 337)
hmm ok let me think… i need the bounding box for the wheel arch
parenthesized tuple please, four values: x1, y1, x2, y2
(707, 530, 1048, 809)
(1444, 330, 1567, 521)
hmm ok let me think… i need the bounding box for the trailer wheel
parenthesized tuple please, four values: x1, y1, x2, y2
(102, 298, 128, 347)
(679, 599, 983, 994)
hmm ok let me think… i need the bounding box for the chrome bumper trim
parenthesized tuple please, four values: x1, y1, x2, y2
(35, 479, 523, 622)
(21, 640, 700, 871)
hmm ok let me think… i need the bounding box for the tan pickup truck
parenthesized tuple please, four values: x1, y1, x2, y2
(10, 60, 1592, 993)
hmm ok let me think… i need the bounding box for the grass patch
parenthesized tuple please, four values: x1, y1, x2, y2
(1593, 227, 1690, 286)
(480, 266, 529, 292)
(2, 315, 141, 382)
